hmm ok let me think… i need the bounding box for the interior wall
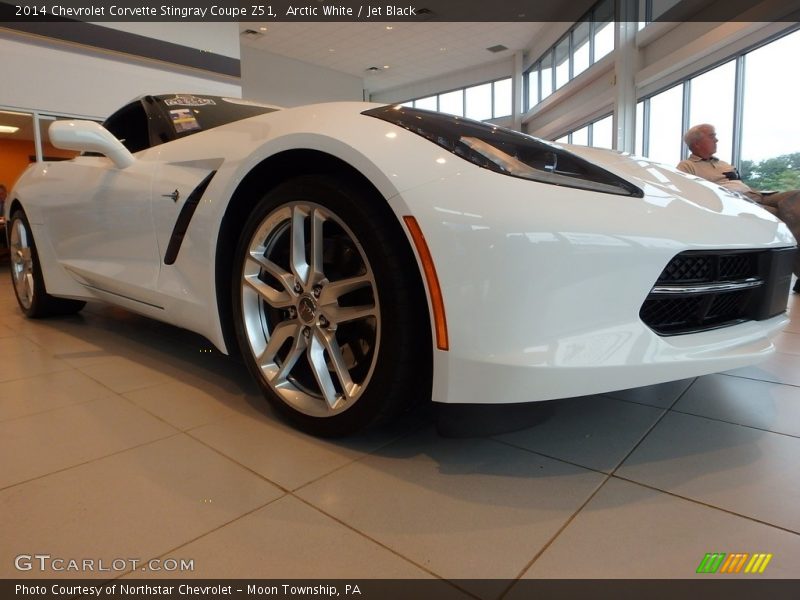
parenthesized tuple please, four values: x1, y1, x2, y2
(241, 46, 363, 106)
(0, 31, 241, 119)
(0, 139, 34, 190)
(0, 140, 75, 189)
(96, 23, 240, 59)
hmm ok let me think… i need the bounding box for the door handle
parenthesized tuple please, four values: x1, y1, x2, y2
(162, 189, 180, 202)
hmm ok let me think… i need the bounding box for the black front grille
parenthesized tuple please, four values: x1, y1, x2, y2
(640, 249, 794, 336)
(658, 254, 712, 283)
(719, 254, 757, 280)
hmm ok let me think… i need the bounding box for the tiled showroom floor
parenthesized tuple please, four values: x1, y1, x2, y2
(1, 260, 800, 595)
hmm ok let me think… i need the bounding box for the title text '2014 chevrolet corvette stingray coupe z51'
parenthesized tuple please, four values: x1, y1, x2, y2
(4, 94, 795, 436)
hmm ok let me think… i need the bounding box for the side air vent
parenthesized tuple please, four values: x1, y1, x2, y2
(640, 248, 795, 336)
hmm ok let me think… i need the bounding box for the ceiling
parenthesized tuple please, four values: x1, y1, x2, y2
(238, 22, 546, 95)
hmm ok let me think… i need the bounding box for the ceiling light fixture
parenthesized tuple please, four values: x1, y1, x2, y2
(0, 125, 20, 134)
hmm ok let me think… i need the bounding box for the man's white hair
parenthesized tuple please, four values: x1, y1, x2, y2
(684, 124, 714, 149)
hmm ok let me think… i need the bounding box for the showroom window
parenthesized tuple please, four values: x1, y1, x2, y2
(636, 26, 800, 192)
(404, 77, 513, 121)
(739, 31, 800, 192)
(553, 113, 613, 149)
(438, 89, 464, 117)
(525, 0, 615, 111)
(645, 83, 683, 166)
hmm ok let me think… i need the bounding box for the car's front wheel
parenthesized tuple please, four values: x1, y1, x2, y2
(9, 209, 86, 318)
(232, 175, 430, 436)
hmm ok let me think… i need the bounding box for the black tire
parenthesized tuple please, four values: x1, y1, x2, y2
(8, 209, 86, 318)
(232, 175, 431, 437)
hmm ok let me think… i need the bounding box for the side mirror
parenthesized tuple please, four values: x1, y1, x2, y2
(49, 120, 136, 169)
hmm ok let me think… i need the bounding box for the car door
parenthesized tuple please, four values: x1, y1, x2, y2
(39, 104, 163, 308)
(39, 153, 162, 307)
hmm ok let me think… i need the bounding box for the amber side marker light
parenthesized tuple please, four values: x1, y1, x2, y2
(403, 216, 449, 351)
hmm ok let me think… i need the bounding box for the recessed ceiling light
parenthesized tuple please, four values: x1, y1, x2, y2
(259, 26, 267, 31)
(386, 26, 393, 30)
(439, 47, 447, 51)
(0, 125, 20, 134)
(383, 65, 390, 69)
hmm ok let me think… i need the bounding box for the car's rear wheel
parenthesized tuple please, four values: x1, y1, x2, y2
(9, 209, 86, 318)
(232, 175, 429, 436)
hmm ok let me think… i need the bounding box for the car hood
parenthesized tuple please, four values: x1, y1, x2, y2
(563, 144, 760, 214)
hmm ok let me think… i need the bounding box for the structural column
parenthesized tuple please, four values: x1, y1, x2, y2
(613, 0, 638, 152)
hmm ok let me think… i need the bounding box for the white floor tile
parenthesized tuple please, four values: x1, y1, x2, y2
(494, 396, 665, 472)
(603, 378, 695, 408)
(675, 374, 800, 437)
(0, 369, 115, 421)
(0, 336, 72, 382)
(0, 435, 282, 578)
(138, 495, 436, 579)
(190, 409, 419, 491)
(773, 331, 800, 355)
(78, 357, 182, 393)
(297, 429, 605, 595)
(0, 395, 178, 488)
(725, 351, 800, 387)
(516, 477, 800, 580)
(618, 412, 800, 532)
(123, 379, 255, 432)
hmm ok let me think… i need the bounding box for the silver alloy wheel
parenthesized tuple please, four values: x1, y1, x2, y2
(9, 216, 35, 310)
(241, 202, 381, 417)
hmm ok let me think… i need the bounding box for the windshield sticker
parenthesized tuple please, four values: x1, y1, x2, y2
(164, 95, 216, 107)
(170, 109, 201, 133)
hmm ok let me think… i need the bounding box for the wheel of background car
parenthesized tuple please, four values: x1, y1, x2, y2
(232, 175, 430, 437)
(9, 209, 86, 318)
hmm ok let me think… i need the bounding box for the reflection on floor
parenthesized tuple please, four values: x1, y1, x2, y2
(1, 266, 800, 593)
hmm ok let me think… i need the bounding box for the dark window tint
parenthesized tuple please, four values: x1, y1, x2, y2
(103, 101, 151, 153)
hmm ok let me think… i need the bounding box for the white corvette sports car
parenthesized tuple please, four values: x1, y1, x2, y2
(5, 94, 796, 436)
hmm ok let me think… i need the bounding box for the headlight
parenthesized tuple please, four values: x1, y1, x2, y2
(363, 105, 643, 198)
